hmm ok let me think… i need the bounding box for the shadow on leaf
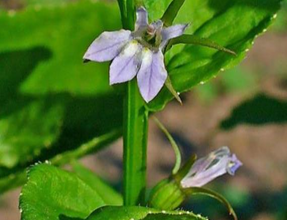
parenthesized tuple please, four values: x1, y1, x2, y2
(0, 46, 52, 118)
(0, 46, 123, 191)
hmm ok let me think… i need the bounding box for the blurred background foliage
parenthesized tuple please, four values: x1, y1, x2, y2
(0, 0, 286, 220)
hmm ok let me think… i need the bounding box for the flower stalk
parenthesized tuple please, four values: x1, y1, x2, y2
(118, 0, 148, 206)
(123, 79, 148, 205)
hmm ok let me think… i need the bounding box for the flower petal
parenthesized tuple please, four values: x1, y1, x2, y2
(189, 147, 230, 175)
(137, 49, 167, 102)
(135, 7, 148, 31)
(109, 41, 142, 85)
(180, 147, 241, 188)
(227, 154, 243, 175)
(83, 30, 132, 62)
(160, 24, 188, 49)
(181, 156, 230, 188)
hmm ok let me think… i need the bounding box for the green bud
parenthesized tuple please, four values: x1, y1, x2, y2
(148, 178, 186, 210)
(148, 155, 196, 210)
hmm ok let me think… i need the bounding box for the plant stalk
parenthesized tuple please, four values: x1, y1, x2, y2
(117, 0, 149, 206)
(123, 80, 148, 205)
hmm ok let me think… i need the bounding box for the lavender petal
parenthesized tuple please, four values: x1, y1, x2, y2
(227, 154, 243, 175)
(181, 147, 241, 188)
(188, 147, 230, 176)
(181, 156, 230, 187)
(109, 41, 142, 85)
(83, 30, 132, 62)
(137, 49, 167, 103)
(135, 7, 148, 31)
(160, 24, 188, 49)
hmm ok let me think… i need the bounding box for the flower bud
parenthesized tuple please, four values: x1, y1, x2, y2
(148, 147, 242, 211)
(149, 178, 185, 210)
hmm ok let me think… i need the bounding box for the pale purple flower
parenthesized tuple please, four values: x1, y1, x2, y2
(181, 147, 242, 188)
(83, 7, 188, 102)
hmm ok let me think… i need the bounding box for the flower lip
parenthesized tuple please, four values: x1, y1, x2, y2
(227, 154, 243, 176)
(180, 147, 242, 188)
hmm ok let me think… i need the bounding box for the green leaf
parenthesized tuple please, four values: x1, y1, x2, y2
(186, 187, 238, 220)
(87, 206, 207, 220)
(0, 129, 121, 193)
(72, 162, 123, 206)
(161, 0, 185, 26)
(144, 0, 282, 111)
(20, 164, 106, 220)
(0, 97, 64, 168)
(0, 1, 120, 95)
(143, 0, 173, 21)
(0, 1, 123, 192)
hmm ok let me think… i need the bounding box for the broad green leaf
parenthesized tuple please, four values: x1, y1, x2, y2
(0, 1, 120, 95)
(20, 164, 106, 220)
(0, 0, 123, 192)
(87, 206, 207, 220)
(0, 129, 121, 193)
(72, 162, 123, 206)
(144, 0, 282, 111)
(0, 97, 64, 168)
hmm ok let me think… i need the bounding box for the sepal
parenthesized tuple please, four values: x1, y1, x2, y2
(148, 179, 185, 210)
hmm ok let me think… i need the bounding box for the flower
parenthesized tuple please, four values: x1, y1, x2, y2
(83, 7, 188, 102)
(181, 146, 243, 188)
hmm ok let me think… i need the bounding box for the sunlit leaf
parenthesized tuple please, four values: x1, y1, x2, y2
(72, 162, 123, 206)
(20, 164, 106, 220)
(0, 129, 121, 193)
(87, 206, 207, 220)
(144, 0, 282, 111)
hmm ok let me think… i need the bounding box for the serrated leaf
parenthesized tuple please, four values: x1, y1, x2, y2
(0, 129, 121, 193)
(144, 0, 282, 111)
(20, 164, 106, 220)
(87, 206, 207, 220)
(72, 162, 123, 206)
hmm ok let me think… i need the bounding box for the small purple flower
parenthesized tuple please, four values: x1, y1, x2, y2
(181, 147, 242, 188)
(83, 7, 188, 102)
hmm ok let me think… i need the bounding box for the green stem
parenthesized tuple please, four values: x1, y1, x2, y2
(123, 80, 148, 205)
(117, 0, 148, 206)
(117, 0, 135, 29)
